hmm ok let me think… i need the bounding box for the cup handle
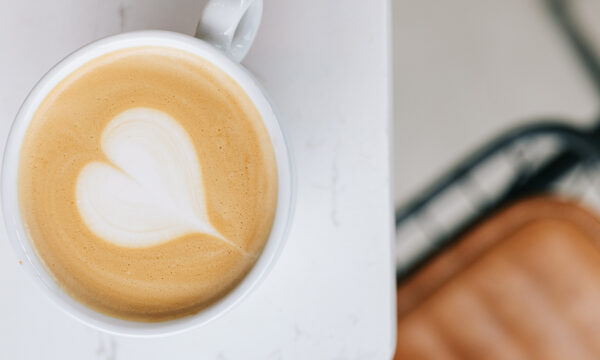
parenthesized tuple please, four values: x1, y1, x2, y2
(195, 0, 263, 62)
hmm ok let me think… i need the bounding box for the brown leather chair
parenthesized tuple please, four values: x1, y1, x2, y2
(395, 197, 600, 360)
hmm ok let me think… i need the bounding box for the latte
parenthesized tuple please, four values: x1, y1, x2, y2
(18, 47, 278, 321)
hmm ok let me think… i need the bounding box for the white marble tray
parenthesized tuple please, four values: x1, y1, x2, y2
(0, 0, 394, 358)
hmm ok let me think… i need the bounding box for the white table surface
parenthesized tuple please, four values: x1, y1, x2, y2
(0, 1, 395, 359)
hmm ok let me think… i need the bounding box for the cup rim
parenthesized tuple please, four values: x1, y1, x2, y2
(1, 30, 295, 337)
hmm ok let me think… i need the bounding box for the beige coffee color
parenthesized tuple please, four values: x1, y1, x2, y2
(18, 47, 277, 322)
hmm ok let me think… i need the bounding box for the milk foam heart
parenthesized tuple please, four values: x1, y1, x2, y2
(76, 107, 228, 248)
(20, 47, 278, 321)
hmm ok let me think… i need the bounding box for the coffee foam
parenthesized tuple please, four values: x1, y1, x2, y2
(76, 107, 230, 248)
(18, 47, 277, 321)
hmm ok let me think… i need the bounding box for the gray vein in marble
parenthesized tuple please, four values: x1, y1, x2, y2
(267, 349, 283, 360)
(293, 323, 301, 341)
(293, 322, 311, 342)
(118, 2, 128, 32)
(95, 333, 118, 360)
(92, 0, 102, 37)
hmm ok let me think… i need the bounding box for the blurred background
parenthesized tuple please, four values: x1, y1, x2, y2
(393, 1, 600, 358)
(394, 0, 599, 206)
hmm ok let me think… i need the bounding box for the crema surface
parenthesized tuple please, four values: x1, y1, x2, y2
(18, 47, 277, 321)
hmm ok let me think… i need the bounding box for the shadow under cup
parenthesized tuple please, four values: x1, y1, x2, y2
(2, 31, 294, 336)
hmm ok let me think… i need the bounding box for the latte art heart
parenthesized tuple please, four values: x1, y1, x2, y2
(20, 47, 278, 321)
(76, 107, 227, 248)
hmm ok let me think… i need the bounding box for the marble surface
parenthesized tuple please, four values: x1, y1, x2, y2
(0, 0, 394, 359)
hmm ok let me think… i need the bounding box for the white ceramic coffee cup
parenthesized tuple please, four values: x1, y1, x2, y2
(1, 0, 294, 337)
